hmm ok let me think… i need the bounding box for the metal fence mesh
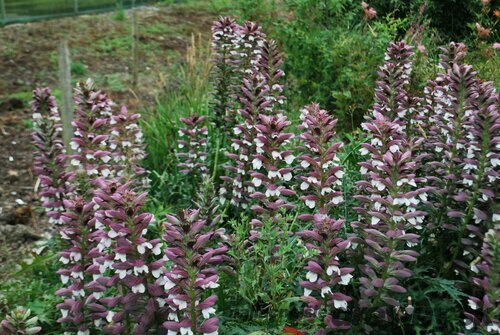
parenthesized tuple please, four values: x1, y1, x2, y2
(0, 0, 156, 25)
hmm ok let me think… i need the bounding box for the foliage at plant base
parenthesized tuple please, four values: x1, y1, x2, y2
(1, 3, 499, 335)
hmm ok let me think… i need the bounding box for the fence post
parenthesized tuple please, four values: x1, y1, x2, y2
(131, 0, 138, 87)
(0, 0, 6, 23)
(58, 40, 74, 150)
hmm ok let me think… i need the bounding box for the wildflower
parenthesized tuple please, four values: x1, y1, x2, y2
(31, 87, 72, 225)
(353, 112, 427, 321)
(298, 215, 353, 332)
(0, 307, 42, 334)
(177, 115, 209, 181)
(162, 210, 228, 335)
(296, 104, 343, 220)
(249, 114, 296, 227)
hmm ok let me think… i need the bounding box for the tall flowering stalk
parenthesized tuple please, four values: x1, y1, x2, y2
(177, 115, 209, 182)
(353, 112, 428, 322)
(109, 106, 148, 186)
(423, 63, 480, 275)
(255, 39, 286, 113)
(69, 79, 116, 185)
(296, 104, 343, 219)
(372, 41, 414, 125)
(31, 87, 71, 225)
(220, 73, 270, 207)
(92, 178, 167, 334)
(464, 228, 500, 333)
(249, 114, 295, 230)
(237, 21, 266, 77)
(298, 215, 353, 333)
(447, 81, 499, 273)
(210, 16, 241, 130)
(55, 196, 101, 335)
(162, 210, 228, 335)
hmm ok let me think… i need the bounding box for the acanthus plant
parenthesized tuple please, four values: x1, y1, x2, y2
(249, 114, 296, 233)
(55, 196, 102, 335)
(372, 41, 415, 127)
(295, 103, 353, 332)
(91, 178, 168, 333)
(31, 87, 72, 225)
(69, 79, 116, 187)
(446, 81, 499, 274)
(210, 16, 241, 131)
(418, 42, 468, 138)
(220, 72, 271, 208)
(296, 103, 344, 219)
(177, 114, 209, 183)
(353, 112, 428, 324)
(424, 61, 479, 274)
(162, 210, 228, 335)
(109, 105, 149, 188)
(464, 227, 500, 334)
(0, 307, 42, 335)
(298, 214, 354, 333)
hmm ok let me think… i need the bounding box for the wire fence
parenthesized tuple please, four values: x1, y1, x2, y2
(0, 0, 156, 25)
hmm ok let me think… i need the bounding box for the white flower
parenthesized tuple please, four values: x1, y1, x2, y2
(335, 170, 344, 179)
(137, 242, 153, 254)
(327, 265, 340, 276)
(334, 299, 348, 310)
(132, 283, 145, 294)
(371, 217, 380, 225)
(180, 327, 194, 335)
(300, 182, 309, 190)
(106, 311, 115, 323)
(282, 172, 292, 181)
(173, 298, 188, 310)
(305, 199, 316, 209)
(284, 154, 295, 164)
(389, 145, 399, 153)
(252, 158, 262, 170)
(134, 264, 149, 275)
(486, 323, 499, 333)
(306, 271, 318, 282)
(301, 160, 310, 168)
(340, 274, 353, 285)
(233, 127, 242, 135)
(360, 147, 369, 155)
(115, 253, 127, 262)
(467, 299, 479, 310)
(331, 196, 343, 205)
(202, 307, 216, 319)
(304, 288, 312, 296)
(464, 319, 474, 330)
(321, 286, 332, 298)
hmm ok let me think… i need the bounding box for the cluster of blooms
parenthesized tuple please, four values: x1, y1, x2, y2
(162, 210, 228, 335)
(0, 307, 42, 335)
(92, 178, 168, 333)
(55, 196, 100, 334)
(254, 39, 286, 112)
(353, 113, 428, 321)
(69, 79, 116, 182)
(418, 42, 467, 137)
(177, 115, 209, 180)
(447, 81, 499, 272)
(109, 106, 148, 187)
(371, 41, 415, 126)
(210, 16, 241, 130)
(464, 228, 499, 333)
(298, 214, 354, 332)
(220, 72, 272, 207)
(31, 87, 72, 225)
(210, 17, 265, 131)
(296, 104, 344, 218)
(249, 114, 296, 231)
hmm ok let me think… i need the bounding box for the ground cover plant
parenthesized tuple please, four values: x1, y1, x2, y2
(0, 1, 499, 335)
